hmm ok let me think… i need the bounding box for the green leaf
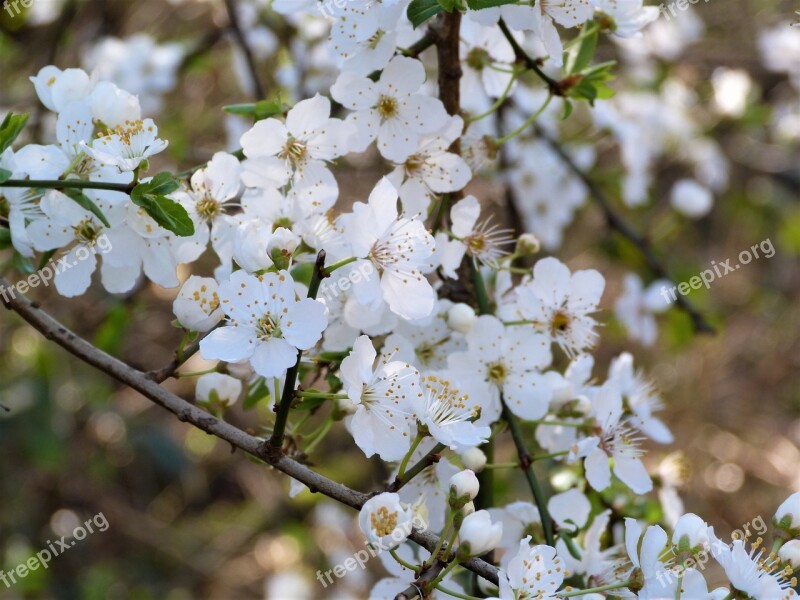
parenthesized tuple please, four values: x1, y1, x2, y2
(567, 21, 599, 74)
(63, 188, 111, 228)
(561, 99, 574, 120)
(438, 0, 462, 10)
(465, 0, 517, 9)
(0, 227, 12, 249)
(13, 251, 34, 275)
(0, 112, 29, 154)
(223, 100, 287, 121)
(0, 167, 11, 184)
(244, 378, 271, 410)
(408, 0, 442, 27)
(131, 173, 194, 236)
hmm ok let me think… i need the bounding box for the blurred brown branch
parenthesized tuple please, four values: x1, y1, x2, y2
(0, 276, 500, 586)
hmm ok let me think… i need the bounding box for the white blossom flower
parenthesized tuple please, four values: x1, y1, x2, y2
(459, 510, 503, 557)
(614, 273, 670, 347)
(496, 538, 565, 600)
(448, 315, 552, 422)
(331, 56, 449, 162)
(196, 373, 242, 407)
(199, 270, 327, 378)
(29, 66, 92, 113)
(358, 492, 414, 550)
(83, 118, 168, 173)
(340, 335, 419, 461)
(340, 178, 436, 320)
(413, 374, 490, 453)
(173, 276, 222, 332)
(708, 528, 798, 600)
(438, 195, 514, 279)
(387, 115, 472, 216)
(240, 94, 354, 212)
(532, 0, 594, 68)
(670, 179, 714, 218)
(570, 382, 653, 494)
(505, 257, 605, 357)
(592, 0, 659, 38)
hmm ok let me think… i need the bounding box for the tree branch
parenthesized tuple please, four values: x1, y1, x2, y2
(224, 0, 265, 100)
(0, 276, 499, 586)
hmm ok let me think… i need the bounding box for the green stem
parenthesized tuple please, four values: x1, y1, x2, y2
(391, 442, 447, 491)
(559, 580, 634, 597)
(532, 450, 569, 461)
(1, 179, 133, 193)
(427, 559, 460, 591)
(176, 367, 219, 378)
(324, 256, 358, 276)
(269, 250, 328, 449)
(502, 401, 555, 546)
(435, 584, 483, 600)
(389, 548, 419, 572)
(397, 432, 426, 480)
(495, 92, 553, 145)
(426, 515, 455, 568)
(295, 391, 348, 400)
(305, 417, 334, 454)
(564, 22, 600, 50)
(481, 462, 518, 469)
(466, 69, 520, 123)
(469, 259, 491, 315)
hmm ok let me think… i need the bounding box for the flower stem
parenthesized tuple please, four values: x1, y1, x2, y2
(397, 432, 426, 481)
(559, 580, 634, 597)
(435, 584, 483, 600)
(295, 391, 348, 400)
(389, 548, 419, 572)
(495, 92, 553, 145)
(324, 256, 358, 276)
(269, 250, 327, 449)
(390, 442, 447, 491)
(1, 179, 133, 193)
(502, 401, 555, 546)
(427, 559, 460, 591)
(304, 417, 334, 454)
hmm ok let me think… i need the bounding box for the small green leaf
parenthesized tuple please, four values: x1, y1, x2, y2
(131, 174, 194, 236)
(244, 378, 271, 410)
(438, 0, 463, 11)
(223, 100, 287, 121)
(0, 112, 29, 154)
(568, 21, 598, 74)
(408, 0, 442, 27)
(0, 168, 12, 184)
(561, 99, 574, 120)
(465, 0, 517, 9)
(63, 188, 111, 228)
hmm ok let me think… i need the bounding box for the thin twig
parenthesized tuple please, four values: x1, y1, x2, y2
(224, 0, 265, 100)
(0, 275, 500, 585)
(387, 442, 447, 493)
(394, 559, 446, 600)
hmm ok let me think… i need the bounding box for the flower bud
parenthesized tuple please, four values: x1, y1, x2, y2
(460, 448, 487, 472)
(774, 492, 800, 536)
(462, 501, 475, 516)
(267, 227, 300, 270)
(233, 220, 273, 273)
(458, 510, 502, 559)
(672, 513, 709, 551)
(448, 303, 476, 334)
(449, 469, 480, 505)
(779, 540, 800, 569)
(173, 276, 222, 332)
(196, 373, 242, 408)
(516, 233, 541, 256)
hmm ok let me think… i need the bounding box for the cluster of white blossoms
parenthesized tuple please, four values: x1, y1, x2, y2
(2, 0, 799, 598)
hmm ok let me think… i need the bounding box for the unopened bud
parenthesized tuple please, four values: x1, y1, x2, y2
(779, 540, 800, 569)
(461, 447, 487, 472)
(516, 233, 541, 256)
(448, 303, 476, 334)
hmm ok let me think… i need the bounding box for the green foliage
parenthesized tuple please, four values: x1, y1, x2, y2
(222, 99, 288, 121)
(0, 112, 28, 154)
(130, 173, 194, 236)
(63, 188, 112, 227)
(408, 0, 443, 27)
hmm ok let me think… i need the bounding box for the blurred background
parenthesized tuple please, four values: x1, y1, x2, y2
(1, 0, 799, 598)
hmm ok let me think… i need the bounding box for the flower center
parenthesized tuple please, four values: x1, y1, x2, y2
(256, 314, 282, 340)
(487, 361, 507, 384)
(72, 219, 102, 245)
(192, 286, 220, 314)
(196, 196, 222, 221)
(405, 154, 423, 175)
(279, 137, 308, 167)
(367, 29, 385, 50)
(551, 310, 571, 334)
(467, 234, 486, 253)
(97, 119, 148, 145)
(466, 47, 491, 71)
(376, 95, 399, 119)
(370, 506, 399, 537)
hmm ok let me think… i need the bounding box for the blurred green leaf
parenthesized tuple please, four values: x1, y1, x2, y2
(0, 112, 29, 153)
